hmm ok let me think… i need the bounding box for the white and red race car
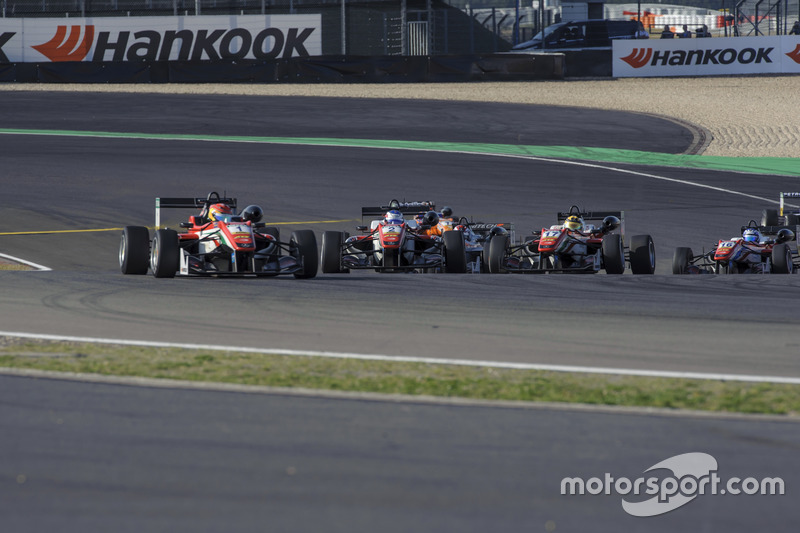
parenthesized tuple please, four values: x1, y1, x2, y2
(673, 221, 796, 274)
(320, 200, 468, 273)
(120, 191, 317, 278)
(486, 206, 656, 274)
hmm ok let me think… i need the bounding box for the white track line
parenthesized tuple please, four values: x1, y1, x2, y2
(0, 253, 51, 271)
(1, 331, 799, 385)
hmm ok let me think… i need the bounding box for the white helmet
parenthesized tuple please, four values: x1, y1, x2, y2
(384, 210, 404, 224)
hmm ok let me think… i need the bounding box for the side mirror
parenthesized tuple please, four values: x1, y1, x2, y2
(775, 228, 795, 244)
(180, 222, 193, 228)
(356, 225, 368, 231)
(253, 222, 266, 229)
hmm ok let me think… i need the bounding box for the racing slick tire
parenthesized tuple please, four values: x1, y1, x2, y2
(771, 243, 793, 274)
(150, 229, 180, 278)
(762, 208, 779, 226)
(601, 234, 625, 274)
(120, 226, 150, 275)
(321, 231, 348, 274)
(629, 235, 656, 274)
(672, 247, 694, 274)
(784, 214, 800, 228)
(487, 234, 509, 274)
(443, 230, 467, 274)
(290, 230, 318, 279)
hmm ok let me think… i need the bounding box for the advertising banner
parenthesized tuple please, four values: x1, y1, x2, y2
(0, 15, 321, 63)
(613, 36, 800, 77)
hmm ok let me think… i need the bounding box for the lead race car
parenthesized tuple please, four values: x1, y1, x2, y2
(672, 221, 796, 274)
(320, 200, 475, 273)
(119, 191, 318, 278)
(486, 206, 656, 274)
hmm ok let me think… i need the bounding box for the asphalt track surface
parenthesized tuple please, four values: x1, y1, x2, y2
(1, 92, 799, 531)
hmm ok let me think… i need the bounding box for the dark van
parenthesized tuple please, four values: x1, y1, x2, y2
(512, 19, 648, 51)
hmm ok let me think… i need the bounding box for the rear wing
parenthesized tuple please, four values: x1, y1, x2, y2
(361, 201, 435, 222)
(155, 194, 237, 228)
(779, 192, 800, 216)
(556, 210, 625, 236)
(742, 225, 793, 236)
(468, 222, 516, 243)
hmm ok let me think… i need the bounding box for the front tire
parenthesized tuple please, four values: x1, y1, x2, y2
(443, 231, 467, 273)
(629, 235, 656, 274)
(784, 214, 799, 228)
(602, 234, 625, 274)
(291, 230, 318, 279)
(672, 247, 693, 274)
(150, 229, 179, 278)
(772, 243, 793, 274)
(487, 234, 509, 273)
(120, 226, 150, 275)
(321, 231, 348, 274)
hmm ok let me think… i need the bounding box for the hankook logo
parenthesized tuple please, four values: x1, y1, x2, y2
(620, 48, 652, 68)
(620, 46, 775, 68)
(30, 24, 315, 62)
(787, 44, 800, 64)
(33, 25, 95, 62)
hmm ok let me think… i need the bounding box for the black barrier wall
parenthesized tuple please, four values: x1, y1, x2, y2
(1, 54, 565, 83)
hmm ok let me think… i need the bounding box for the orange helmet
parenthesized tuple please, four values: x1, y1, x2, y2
(208, 203, 233, 222)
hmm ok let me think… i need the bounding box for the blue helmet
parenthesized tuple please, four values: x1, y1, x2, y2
(742, 228, 761, 242)
(384, 210, 404, 224)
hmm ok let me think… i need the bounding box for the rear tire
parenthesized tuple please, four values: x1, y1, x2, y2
(602, 234, 625, 274)
(120, 226, 150, 275)
(629, 235, 656, 274)
(785, 214, 799, 227)
(487, 234, 509, 273)
(772, 243, 793, 274)
(321, 231, 348, 274)
(150, 229, 180, 278)
(443, 231, 467, 273)
(672, 247, 693, 274)
(291, 230, 318, 279)
(762, 208, 779, 226)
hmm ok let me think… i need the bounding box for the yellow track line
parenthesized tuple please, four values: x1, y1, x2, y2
(0, 219, 357, 236)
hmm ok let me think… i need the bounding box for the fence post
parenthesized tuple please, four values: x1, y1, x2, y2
(401, 0, 407, 55)
(341, 0, 346, 54)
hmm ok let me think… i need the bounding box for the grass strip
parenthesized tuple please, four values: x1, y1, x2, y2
(0, 339, 798, 416)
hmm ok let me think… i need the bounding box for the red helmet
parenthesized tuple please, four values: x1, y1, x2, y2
(208, 203, 233, 222)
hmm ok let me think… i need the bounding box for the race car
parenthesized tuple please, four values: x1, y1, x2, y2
(672, 221, 796, 274)
(320, 200, 468, 273)
(761, 192, 800, 228)
(485, 206, 656, 274)
(119, 191, 317, 278)
(454, 221, 515, 273)
(412, 206, 515, 273)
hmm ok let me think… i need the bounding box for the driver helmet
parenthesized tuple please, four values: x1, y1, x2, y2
(208, 203, 233, 222)
(422, 211, 439, 226)
(564, 215, 583, 231)
(441, 206, 453, 219)
(384, 210, 404, 224)
(742, 228, 761, 242)
(241, 205, 264, 223)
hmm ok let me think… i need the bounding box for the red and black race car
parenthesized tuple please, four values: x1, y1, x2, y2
(485, 206, 656, 274)
(120, 191, 317, 278)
